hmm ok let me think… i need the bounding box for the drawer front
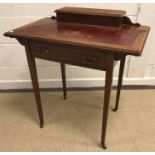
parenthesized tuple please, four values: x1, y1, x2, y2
(30, 42, 112, 70)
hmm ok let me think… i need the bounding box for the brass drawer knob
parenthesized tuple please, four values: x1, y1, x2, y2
(45, 49, 49, 53)
(40, 47, 50, 53)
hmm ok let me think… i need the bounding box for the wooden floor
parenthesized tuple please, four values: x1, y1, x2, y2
(0, 89, 154, 152)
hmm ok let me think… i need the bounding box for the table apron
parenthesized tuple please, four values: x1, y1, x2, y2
(30, 41, 115, 71)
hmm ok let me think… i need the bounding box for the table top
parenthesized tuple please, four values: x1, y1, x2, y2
(4, 17, 150, 56)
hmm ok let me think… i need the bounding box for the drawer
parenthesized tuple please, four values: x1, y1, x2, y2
(30, 42, 113, 70)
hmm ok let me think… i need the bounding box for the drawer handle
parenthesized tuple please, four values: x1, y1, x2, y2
(40, 47, 50, 53)
(82, 56, 97, 62)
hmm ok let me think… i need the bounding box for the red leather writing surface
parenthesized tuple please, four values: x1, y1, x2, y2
(4, 17, 150, 55)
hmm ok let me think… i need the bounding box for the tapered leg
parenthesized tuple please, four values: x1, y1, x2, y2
(101, 59, 114, 149)
(60, 63, 67, 99)
(24, 41, 44, 128)
(113, 56, 126, 112)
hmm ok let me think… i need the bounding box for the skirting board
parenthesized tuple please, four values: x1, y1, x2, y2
(0, 77, 155, 89)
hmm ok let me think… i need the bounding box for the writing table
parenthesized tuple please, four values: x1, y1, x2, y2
(4, 7, 150, 149)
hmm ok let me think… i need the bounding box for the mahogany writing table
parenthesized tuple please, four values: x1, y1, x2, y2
(4, 7, 150, 149)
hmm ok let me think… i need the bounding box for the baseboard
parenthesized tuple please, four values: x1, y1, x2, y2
(0, 77, 155, 90)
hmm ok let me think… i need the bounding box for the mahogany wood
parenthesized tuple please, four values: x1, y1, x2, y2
(4, 18, 150, 56)
(3, 7, 150, 149)
(55, 7, 126, 17)
(61, 63, 67, 99)
(56, 14, 122, 27)
(24, 40, 44, 128)
(101, 54, 114, 149)
(55, 7, 126, 27)
(113, 56, 126, 111)
(30, 41, 112, 71)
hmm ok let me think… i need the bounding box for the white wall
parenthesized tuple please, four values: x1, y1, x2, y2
(0, 3, 155, 89)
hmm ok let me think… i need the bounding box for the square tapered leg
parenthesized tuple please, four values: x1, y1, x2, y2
(25, 41, 44, 128)
(101, 56, 114, 149)
(113, 56, 126, 112)
(60, 63, 67, 100)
